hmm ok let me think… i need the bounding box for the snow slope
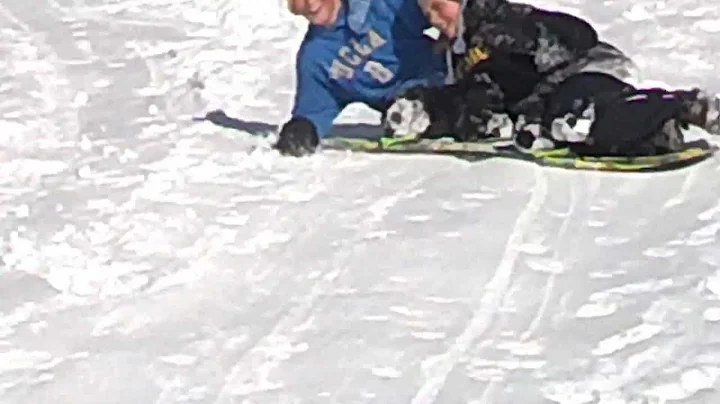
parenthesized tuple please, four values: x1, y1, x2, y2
(1, 0, 720, 403)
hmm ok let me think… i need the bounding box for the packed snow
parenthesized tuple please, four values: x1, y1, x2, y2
(1, 0, 720, 403)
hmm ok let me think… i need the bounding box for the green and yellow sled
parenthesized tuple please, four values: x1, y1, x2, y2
(320, 136, 718, 172)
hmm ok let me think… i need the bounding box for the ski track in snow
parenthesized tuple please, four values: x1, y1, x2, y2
(1, 0, 720, 403)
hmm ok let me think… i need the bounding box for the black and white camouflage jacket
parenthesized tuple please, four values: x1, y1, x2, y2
(383, 0, 639, 142)
(449, 0, 637, 119)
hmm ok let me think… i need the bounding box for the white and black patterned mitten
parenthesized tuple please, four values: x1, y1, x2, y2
(512, 115, 555, 153)
(384, 96, 432, 139)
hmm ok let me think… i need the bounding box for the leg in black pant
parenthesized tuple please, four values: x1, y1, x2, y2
(537, 72, 718, 156)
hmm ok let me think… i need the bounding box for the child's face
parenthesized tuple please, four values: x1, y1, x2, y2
(421, 0, 461, 38)
(288, 0, 341, 26)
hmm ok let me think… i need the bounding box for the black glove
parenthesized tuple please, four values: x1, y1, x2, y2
(274, 116, 319, 156)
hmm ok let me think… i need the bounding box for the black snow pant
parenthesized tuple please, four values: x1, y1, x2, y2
(539, 72, 694, 156)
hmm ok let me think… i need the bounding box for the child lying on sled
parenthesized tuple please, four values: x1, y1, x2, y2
(384, 0, 720, 157)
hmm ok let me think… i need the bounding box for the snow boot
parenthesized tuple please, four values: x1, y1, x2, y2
(676, 89, 720, 135)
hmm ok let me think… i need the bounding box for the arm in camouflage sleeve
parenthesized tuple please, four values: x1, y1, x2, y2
(463, 0, 598, 71)
(462, 1, 601, 119)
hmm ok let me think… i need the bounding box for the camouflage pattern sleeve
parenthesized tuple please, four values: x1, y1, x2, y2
(461, 0, 601, 119)
(462, 0, 538, 55)
(462, 0, 598, 72)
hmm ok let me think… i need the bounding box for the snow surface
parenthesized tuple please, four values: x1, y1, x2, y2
(1, 0, 720, 403)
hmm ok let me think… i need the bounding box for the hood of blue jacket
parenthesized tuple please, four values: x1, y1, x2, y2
(343, 0, 372, 34)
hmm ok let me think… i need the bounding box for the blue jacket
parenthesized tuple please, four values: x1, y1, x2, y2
(291, 0, 448, 138)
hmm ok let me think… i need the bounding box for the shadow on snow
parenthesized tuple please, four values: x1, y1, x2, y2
(194, 109, 383, 140)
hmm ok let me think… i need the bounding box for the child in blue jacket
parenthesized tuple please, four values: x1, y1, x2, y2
(276, 0, 448, 156)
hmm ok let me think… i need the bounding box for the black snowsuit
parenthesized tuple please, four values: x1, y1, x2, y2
(387, 0, 715, 156)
